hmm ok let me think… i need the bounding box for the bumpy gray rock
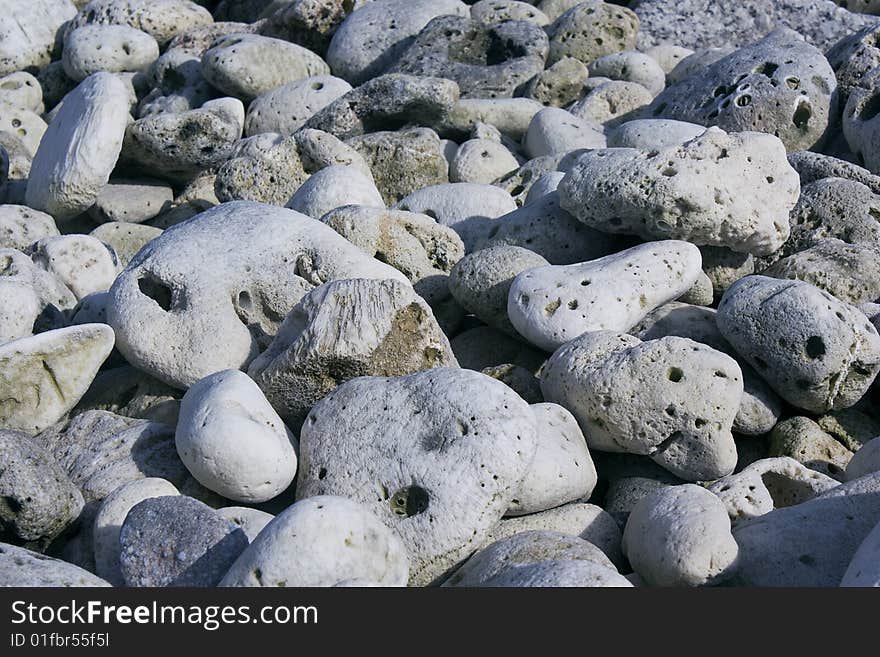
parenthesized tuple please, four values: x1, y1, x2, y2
(633, 0, 876, 52)
(202, 34, 330, 100)
(248, 278, 457, 428)
(717, 276, 880, 413)
(0, 430, 83, 544)
(649, 29, 836, 152)
(62, 25, 159, 81)
(391, 16, 549, 99)
(326, 0, 469, 85)
(67, 0, 213, 46)
(450, 246, 549, 337)
(548, 1, 639, 66)
(296, 367, 538, 585)
(0, 542, 110, 586)
(244, 76, 352, 137)
(119, 495, 248, 587)
(559, 128, 800, 255)
(107, 201, 407, 388)
(542, 331, 742, 481)
(769, 417, 853, 480)
(304, 74, 460, 141)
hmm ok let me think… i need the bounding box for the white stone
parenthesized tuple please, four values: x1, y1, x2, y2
(176, 369, 298, 503)
(216, 507, 274, 543)
(846, 436, 880, 481)
(245, 76, 352, 137)
(450, 139, 520, 184)
(30, 235, 120, 301)
(508, 240, 702, 351)
(220, 496, 409, 587)
(623, 484, 739, 586)
(63, 25, 159, 81)
(0, 0, 77, 74)
(26, 72, 131, 221)
(523, 107, 606, 159)
(286, 165, 384, 219)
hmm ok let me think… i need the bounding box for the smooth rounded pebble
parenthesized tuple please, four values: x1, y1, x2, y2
(176, 370, 297, 503)
(623, 484, 739, 587)
(221, 496, 409, 587)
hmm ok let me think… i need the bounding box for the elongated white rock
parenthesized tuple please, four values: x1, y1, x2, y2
(26, 73, 130, 221)
(508, 240, 702, 351)
(175, 370, 297, 503)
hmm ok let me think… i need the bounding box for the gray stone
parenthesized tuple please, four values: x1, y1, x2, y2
(244, 76, 352, 137)
(0, 542, 110, 586)
(119, 495, 248, 587)
(67, 0, 213, 46)
(0, 430, 83, 545)
(548, 1, 639, 66)
(769, 417, 853, 480)
(391, 16, 548, 99)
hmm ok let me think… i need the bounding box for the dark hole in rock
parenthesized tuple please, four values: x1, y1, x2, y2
(793, 101, 812, 129)
(138, 275, 172, 311)
(390, 485, 429, 517)
(667, 367, 684, 382)
(805, 336, 825, 359)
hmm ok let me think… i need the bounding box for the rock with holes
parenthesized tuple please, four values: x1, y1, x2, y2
(632, 302, 783, 436)
(485, 502, 623, 566)
(787, 151, 880, 192)
(449, 245, 549, 337)
(0, 542, 110, 586)
(29, 235, 120, 301)
(320, 205, 465, 329)
(0, 280, 41, 344)
(730, 471, 880, 586)
(507, 241, 702, 352)
(450, 139, 519, 185)
(843, 82, 880, 176)
(445, 530, 622, 587)
(287, 165, 384, 218)
(778, 178, 880, 264)
(508, 403, 596, 516)
(248, 278, 457, 429)
(67, 0, 213, 46)
(25, 73, 130, 222)
(390, 15, 548, 99)
(648, 29, 836, 152)
(119, 495, 248, 587)
(0, 0, 77, 75)
(62, 25, 159, 82)
(0, 71, 43, 114)
(478, 192, 626, 266)
(395, 182, 517, 252)
(88, 179, 174, 225)
(176, 370, 298, 503)
(122, 98, 244, 183)
(827, 23, 880, 110)
(0, 430, 83, 544)
(569, 80, 654, 127)
(523, 57, 590, 108)
(257, 0, 358, 56)
(304, 74, 460, 141)
(92, 477, 180, 586)
(841, 518, 880, 587)
(202, 34, 330, 101)
(633, 0, 874, 53)
(347, 128, 449, 205)
(326, 0, 469, 85)
(541, 331, 742, 481)
(763, 239, 880, 305)
(0, 325, 114, 435)
(707, 456, 839, 523)
(547, 1, 639, 66)
(607, 119, 706, 150)
(244, 76, 352, 137)
(0, 101, 47, 159)
(90, 222, 163, 268)
(768, 417, 854, 480)
(439, 97, 544, 142)
(623, 484, 739, 586)
(472, 0, 550, 26)
(0, 248, 77, 331)
(296, 367, 538, 585)
(220, 496, 409, 587)
(559, 128, 799, 255)
(106, 201, 408, 389)
(216, 507, 274, 543)
(716, 275, 880, 413)
(523, 107, 606, 159)
(847, 437, 880, 482)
